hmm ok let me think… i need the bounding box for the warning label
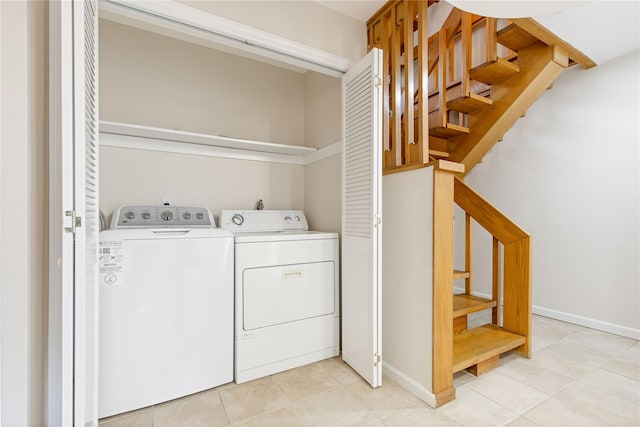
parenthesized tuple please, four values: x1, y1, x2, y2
(99, 240, 124, 286)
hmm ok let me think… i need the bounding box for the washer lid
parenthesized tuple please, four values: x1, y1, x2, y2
(234, 230, 338, 243)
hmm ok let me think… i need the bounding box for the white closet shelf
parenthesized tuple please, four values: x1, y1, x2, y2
(100, 121, 317, 157)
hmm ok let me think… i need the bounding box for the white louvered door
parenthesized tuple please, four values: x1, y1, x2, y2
(341, 48, 383, 388)
(48, 1, 99, 425)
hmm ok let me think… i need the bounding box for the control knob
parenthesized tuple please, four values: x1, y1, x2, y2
(141, 212, 151, 220)
(232, 213, 244, 225)
(183, 212, 191, 220)
(161, 210, 173, 221)
(125, 211, 135, 220)
(196, 212, 204, 220)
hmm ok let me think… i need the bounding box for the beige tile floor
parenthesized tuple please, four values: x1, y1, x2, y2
(99, 314, 639, 426)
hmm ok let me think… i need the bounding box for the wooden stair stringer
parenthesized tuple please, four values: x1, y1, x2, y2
(448, 43, 569, 176)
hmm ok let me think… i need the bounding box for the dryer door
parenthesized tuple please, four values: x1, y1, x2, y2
(242, 261, 336, 331)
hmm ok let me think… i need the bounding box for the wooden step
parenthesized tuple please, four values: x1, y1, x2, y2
(453, 324, 526, 374)
(470, 58, 520, 85)
(429, 123, 469, 139)
(447, 93, 493, 114)
(453, 294, 496, 318)
(428, 149, 449, 158)
(453, 270, 470, 280)
(497, 24, 538, 52)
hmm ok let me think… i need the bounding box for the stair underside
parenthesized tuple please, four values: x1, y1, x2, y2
(453, 293, 496, 318)
(447, 92, 493, 113)
(470, 58, 520, 85)
(430, 123, 469, 138)
(453, 324, 526, 373)
(497, 24, 539, 52)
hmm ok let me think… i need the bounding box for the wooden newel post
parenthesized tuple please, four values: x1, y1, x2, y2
(432, 159, 464, 407)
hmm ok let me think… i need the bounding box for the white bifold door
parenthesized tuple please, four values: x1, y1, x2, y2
(49, 1, 100, 425)
(341, 48, 383, 388)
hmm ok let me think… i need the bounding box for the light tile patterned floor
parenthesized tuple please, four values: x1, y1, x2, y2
(99, 315, 639, 426)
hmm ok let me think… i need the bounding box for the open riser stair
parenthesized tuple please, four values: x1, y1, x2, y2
(367, 0, 592, 407)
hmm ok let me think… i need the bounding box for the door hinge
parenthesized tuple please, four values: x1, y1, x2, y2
(374, 74, 382, 88)
(374, 353, 382, 367)
(64, 210, 82, 234)
(374, 214, 382, 228)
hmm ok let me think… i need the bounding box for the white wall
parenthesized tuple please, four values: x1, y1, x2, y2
(0, 1, 47, 425)
(382, 167, 435, 404)
(178, 0, 366, 63)
(303, 71, 342, 233)
(100, 19, 306, 146)
(100, 147, 304, 221)
(456, 50, 640, 338)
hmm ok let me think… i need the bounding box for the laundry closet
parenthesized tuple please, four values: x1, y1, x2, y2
(98, 17, 344, 232)
(95, 2, 364, 418)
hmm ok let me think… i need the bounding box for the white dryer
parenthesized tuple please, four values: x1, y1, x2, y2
(99, 206, 233, 418)
(220, 210, 339, 383)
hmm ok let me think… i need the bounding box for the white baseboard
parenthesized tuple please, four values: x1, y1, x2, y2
(531, 305, 640, 340)
(453, 287, 640, 340)
(382, 362, 436, 408)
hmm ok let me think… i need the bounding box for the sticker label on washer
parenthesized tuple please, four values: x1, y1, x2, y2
(99, 240, 124, 286)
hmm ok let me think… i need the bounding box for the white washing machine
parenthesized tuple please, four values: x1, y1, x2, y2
(98, 205, 234, 418)
(220, 210, 339, 383)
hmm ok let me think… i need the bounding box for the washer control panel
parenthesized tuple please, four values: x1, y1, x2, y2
(112, 206, 214, 228)
(220, 210, 308, 232)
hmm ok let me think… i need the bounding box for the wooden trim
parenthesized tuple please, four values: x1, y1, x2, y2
(437, 26, 448, 128)
(382, 10, 393, 169)
(511, 17, 596, 68)
(464, 213, 472, 294)
(492, 236, 499, 325)
(461, 12, 472, 97)
(485, 17, 497, 62)
(418, 0, 429, 163)
(433, 159, 464, 174)
(391, 5, 403, 166)
(381, 162, 429, 176)
(403, 1, 415, 157)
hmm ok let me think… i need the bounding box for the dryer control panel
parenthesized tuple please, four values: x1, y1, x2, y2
(220, 210, 309, 232)
(112, 205, 214, 228)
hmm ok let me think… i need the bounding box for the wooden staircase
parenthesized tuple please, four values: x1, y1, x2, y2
(367, 0, 593, 407)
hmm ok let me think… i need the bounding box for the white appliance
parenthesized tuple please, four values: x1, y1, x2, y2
(98, 205, 233, 418)
(220, 210, 339, 383)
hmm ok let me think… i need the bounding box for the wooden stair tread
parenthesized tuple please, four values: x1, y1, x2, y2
(470, 58, 520, 85)
(447, 93, 493, 114)
(453, 293, 496, 317)
(429, 123, 469, 139)
(453, 269, 470, 279)
(429, 149, 449, 158)
(497, 24, 539, 52)
(453, 324, 526, 373)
